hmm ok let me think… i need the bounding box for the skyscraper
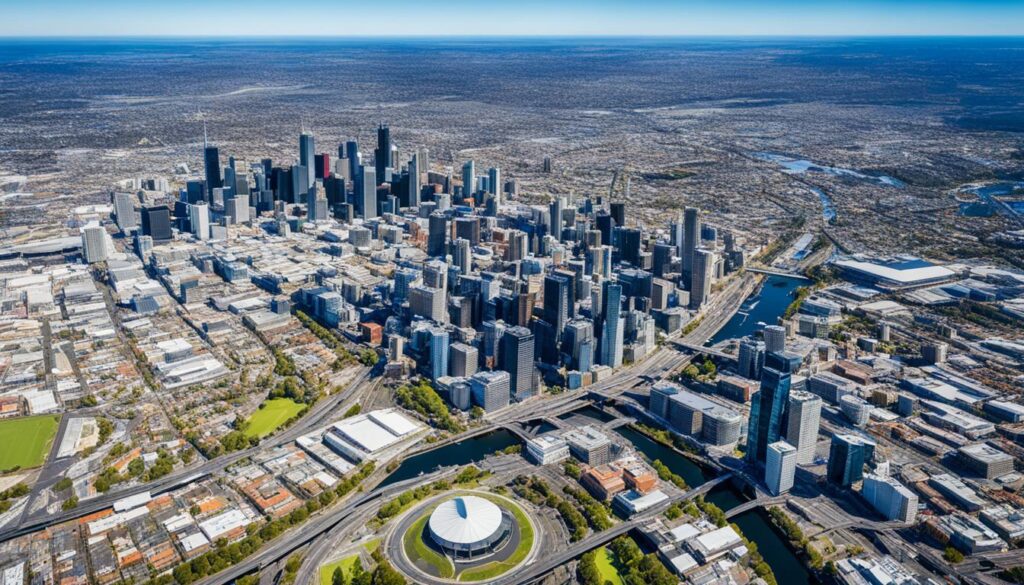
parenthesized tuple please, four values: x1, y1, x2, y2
(112, 191, 137, 232)
(427, 326, 449, 382)
(785, 390, 822, 465)
(204, 144, 222, 191)
(375, 123, 391, 184)
(470, 370, 510, 412)
(682, 206, 700, 281)
(488, 167, 501, 206)
(299, 131, 316, 186)
(408, 151, 421, 208)
(549, 197, 564, 242)
(141, 206, 172, 242)
(501, 326, 536, 401)
(189, 201, 210, 241)
(346, 140, 360, 182)
(428, 212, 447, 257)
(738, 338, 766, 380)
(689, 248, 714, 309)
(461, 160, 475, 199)
(861, 474, 918, 523)
(763, 325, 786, 354)
(610, 202, 625, 229)
(449, 343, 478, 378)
(652, 243, 674, 278)
(453, 238, 472, 275)
(827, 434, 874, 487)
(597, 280, 623, 368)
(746, 366, 792, 465)
(81, 224, 108, 264)
(543, 273, 571, 338)
(360, 166, 377, 219)
(765, 441, 797, 496)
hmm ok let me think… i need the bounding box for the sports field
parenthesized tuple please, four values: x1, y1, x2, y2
(595, 546, 624, 585)
(0, 415, 60, 471)
(244, 398, 304, 438)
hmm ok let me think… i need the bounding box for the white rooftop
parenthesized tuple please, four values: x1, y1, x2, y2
(429, 496, 504, 546)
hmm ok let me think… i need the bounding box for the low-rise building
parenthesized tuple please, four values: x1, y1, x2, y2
(525, 434, 569, 465)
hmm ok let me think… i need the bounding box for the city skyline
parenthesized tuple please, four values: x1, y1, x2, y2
(2, 0, 1024, 37)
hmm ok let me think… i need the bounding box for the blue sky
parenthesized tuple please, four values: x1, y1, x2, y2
(2, 0, 1023, 37)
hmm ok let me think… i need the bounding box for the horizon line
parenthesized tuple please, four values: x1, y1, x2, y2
(2, 33, 1024, 40)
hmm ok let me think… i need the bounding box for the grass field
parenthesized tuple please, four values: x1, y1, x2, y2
(318, 554, 360, 585)
(456, 493, 534, 582)
(244, 398, 304, 438)
(403, 509, 454, 578)
(0, 415, 60, 471)
(595, 546, 624, 585)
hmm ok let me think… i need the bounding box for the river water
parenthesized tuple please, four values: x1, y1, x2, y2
(706, 275, 805, 346)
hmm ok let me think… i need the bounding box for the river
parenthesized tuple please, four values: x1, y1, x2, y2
(706, 275, 805, 346)
(377, 428, 520, 487)
(615, 426, 816, 585)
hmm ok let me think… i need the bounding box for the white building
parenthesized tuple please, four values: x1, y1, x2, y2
(765, 440, 797, 496)
(525, 434, 569, 465)
(861, 473, 918, 523)
(785, 390, 822, 465)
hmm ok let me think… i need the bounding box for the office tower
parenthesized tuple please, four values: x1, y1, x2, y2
(682, 206, 700, 281)
(738, 338, 766, 380)
(610, 202, 625, 228)
(189, 202, 210, 240)
(290, 164, 310, 204)
(543, 273, 571, 337)
(360, 166, 377, 219)
(393, 268, 420, 306)
(454, 216, 481, 246)
(861, 474, 918, 523)
(450, 342, 479, 378)
(746, 367, 792, 465)
(409, 285, 446, 324)
(785, 391, 822, 465)
(619, 227, 642, 266)
(673, 210, 685, 260)
(313, 153, 330, 180)
(227, 193, 250, 225)
(597, 280, 623, 368)
(766, 441, 797, 496)
(141, 206, 172, 241)
(501, 326, 535, 401)
(689, 248, 714, 309)
(345, 140, 360, 181)
(841, 395, 871, 427)
(766, 350, 802, 374)
(827, 434, 874, 487)
(204, 144, 222, 191)
(423, 260, 448, 294)
(81, 224, 108, 264)
(595, 212, 614, 248)
(112, 191, 137, 231)
(549, 197, 564, 241)
(185, 179, 206, 205)
(453, 238, 472, 275)
(470, 370, 510, 412)
(652, 243, 674, 278)
(427, 327, 449, 382)
(375, 123, 391, 183)
(481, 320, 506, 361)
(428, 212, 447, 257)
(461, 160, 475, 199)
(488, 167, 501, 206)
(308, 190, 329, 221)
(564, 319, 594, 372)
(408, 151, 421, 208)
(764, 325, 786, 354)
(134, 234, 153, 259)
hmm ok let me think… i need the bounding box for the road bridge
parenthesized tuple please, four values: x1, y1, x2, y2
(746, 267, 810, 280)
(671, 340, 734, 360)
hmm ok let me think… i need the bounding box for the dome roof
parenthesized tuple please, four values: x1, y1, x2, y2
(428, 496, 503, 546)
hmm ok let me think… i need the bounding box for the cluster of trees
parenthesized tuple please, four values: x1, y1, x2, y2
(631, 423, 697, 454)
(97, 417, 115, 445)
(694, 496, 728, 527)
(376, 466, 489, 524)
(272, 347, 298, 377)
(394, 380, 463, 433)
(607, 536, 678, 585)
(152, 463, 374, 585)
(0, 482, 28, 513)
(679, 356, 718, 382)
(513, 476, 587, 541)
(767, 506, 823, 569)
(295, 310, 365, 369)
(563, 460, 582, 479)
(651, 459, 688, 490)
(943, 546, 964, 564)
(562, 486, 613, 531)
(783, 286, 812, 320)
(998, 566, 1024, 583)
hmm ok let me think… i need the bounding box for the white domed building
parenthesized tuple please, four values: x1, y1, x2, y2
(428, 495, 513, 560)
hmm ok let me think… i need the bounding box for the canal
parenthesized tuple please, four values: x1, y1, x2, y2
(616, 426, 816, 585)
(378, 428, 520, 487)
(706, 275, 804, 346)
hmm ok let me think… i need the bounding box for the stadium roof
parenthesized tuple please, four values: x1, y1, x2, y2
(429, 496, 503, 546)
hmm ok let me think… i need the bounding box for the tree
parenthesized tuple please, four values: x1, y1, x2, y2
(332, 566, 348, 585)
(370, 559, 406, 585)
(944, 546, 964, 564)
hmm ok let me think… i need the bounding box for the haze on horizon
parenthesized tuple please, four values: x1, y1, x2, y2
(2, 0, 1024, 37)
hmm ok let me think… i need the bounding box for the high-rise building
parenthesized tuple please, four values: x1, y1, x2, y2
(453, 238, 472, 275)
(450, 343, 479, 378)
(765, 441, 797, 496)
(652, 243, 674, 278)
(226, 193, 250, 225)
(610, 202, 626, 229)
(189, 202, 210, 240)
(375, 124, 391, 184)
(204, 144, 222, 191)
(689, 248, 714, 309)
(470, 370, 510, 412)
(346, 140, 360, 181)
(393, 268, 420, 306)
(407, 151, 422, 208)
(409, 285, 446, 324)
(543, 273, 571, 338)
(427, 327, 449, 382)
(861, 474, 918, 523)
(308, 190, 329, 222)
(597, 281, 623, 368)
(81, 224, 108, 264)
(738, 338, 766, 380)
(746, 367, 792, 465)
(141, 206, 172, 241)
(461, 160, 475, 199)
(785, 390, 822, 465)
(112, 191, 137, 232)
(299, 131, 316, 186)
(454, 216, 481, 246)
(501, 326, 535, 401)
(827, 434, 875, 487)
(488, 167, 501, 206)
(428, 212, 447, 257)
(682, 206, 700, 281)
(763, 325, 786, 354)
(360, 166, 377, 219)
(549, 197, 564, 241)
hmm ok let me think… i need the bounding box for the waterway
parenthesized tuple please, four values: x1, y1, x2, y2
(706, 275, 804, 346)
(378, 428, 520, 487)
(616, 425, 816, 585)
(755, 152, 905, 188)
